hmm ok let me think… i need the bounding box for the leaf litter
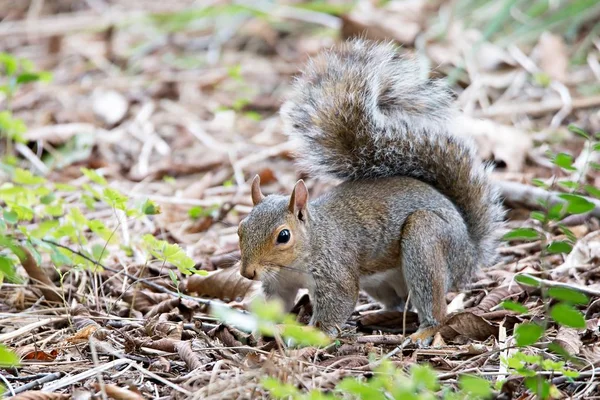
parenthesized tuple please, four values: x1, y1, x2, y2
(0, 0, 600, 399)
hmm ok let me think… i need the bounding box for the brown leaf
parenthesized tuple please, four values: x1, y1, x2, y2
(186, 264, 259, 303)
(553, 327, 582, 355)
(66, 324, 100, 344)
(175, 340, 202, 371)
(146, 298, 182, 319)
(473, 285, 523, 314)
(438, 311, 498, 342)
(93, 383, 144, 400)
(537, 32, 568, 82)
(15, 345, 58, 361)
(11, 392, 70, 400)
(356, 310, 419, 332)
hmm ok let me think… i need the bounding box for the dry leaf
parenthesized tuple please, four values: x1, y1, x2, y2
(537, 32, 568, 82)
(341, 0, 426, 45)
(553, 231, 600, 276)
(186, 264, 260, 303)
(474, 285, 523, 314)
(175, 340, 202, 371)
(455, 115, 533, 172)
(356, 310, 419, 331)
(92, 89, 129, 126)
(15, 345, 58, 361)
(438, 311, 498, 341)
(66, 324, 99, 344)
(553, 327, 582, 355)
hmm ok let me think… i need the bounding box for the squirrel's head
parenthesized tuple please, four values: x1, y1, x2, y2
(238, 175, 310, 281)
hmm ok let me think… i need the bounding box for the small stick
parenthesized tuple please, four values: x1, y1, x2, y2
(12, 372, 63, 395)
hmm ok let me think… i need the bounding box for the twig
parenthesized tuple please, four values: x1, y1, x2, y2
(514, 274, 600, 298)
(497, 180, 600, 219)
(0, 318, 66, 343)
(12, 372, 63, 395)
(472, 94, 600, 119)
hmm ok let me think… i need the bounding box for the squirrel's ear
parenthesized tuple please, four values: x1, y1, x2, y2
(251, 175, 265, 206)
(289, 179, 308, 220)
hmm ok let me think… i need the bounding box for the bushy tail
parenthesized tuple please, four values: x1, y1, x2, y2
(280, 39, 504, 267)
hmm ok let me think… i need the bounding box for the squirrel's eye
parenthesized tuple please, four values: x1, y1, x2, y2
(276, 229, 291, 244)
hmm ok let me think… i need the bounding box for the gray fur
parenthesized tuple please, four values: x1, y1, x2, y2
(239, 39, 505, 335)
(280, 39, 505, 270)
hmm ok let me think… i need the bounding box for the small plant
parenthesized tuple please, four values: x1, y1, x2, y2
(500, 124, 598, 399)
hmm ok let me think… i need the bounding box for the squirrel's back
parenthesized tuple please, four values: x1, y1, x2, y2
(280, 39, 504, 269)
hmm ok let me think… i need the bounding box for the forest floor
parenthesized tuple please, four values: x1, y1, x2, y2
(1, 1, 600, 399)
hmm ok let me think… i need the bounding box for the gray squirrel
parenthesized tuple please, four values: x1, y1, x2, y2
(237, 39, 504, 342)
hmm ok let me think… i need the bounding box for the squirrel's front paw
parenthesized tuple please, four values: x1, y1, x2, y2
(404, 325, 440, 348)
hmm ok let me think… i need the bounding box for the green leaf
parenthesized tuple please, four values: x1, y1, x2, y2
(530, 211, 546, 222)
(531, 178, 549, 189)
(500, 300, 528, 314)
(503, 228, 540, 241)
(558, 225, 577, 242)
(16, 72, 43, 84)
(515, 323, 544, 346)
(547, 203, 565, 221)
(584, 185, 600, 198)
(548, 287, 589, 305)
(557, 180, 579, 190)
(261, 377, 301, 399)
(40, 193, 56, 205)
(551, 303, 586, 328)
(336, 378, 386, 400)
(0, 255, 18, 282)
(0, 344, 19, 367)
(141, 199, 161, 215)
(558, 194, 595, 215)
(81, 167, 108, 186)
(568, 124, 591, 140)
(3, 210, 18, 224)
(553, 153, 576, 171)
(515, 274, 541, 288)
(524, 376, 550, 400)
(0, 53, 18, 75)
(102, 187, 128, 211)
(458, 375, 492, 398)
(546, 241, 573, 254)
(13, 168, 46, 185)
(188, 206, 203, 219)
(410, 364, 439, 391)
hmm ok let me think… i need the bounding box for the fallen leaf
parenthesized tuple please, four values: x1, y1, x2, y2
(537, 32, 568, 82)
(92, 89, 129, 126)
(552, 231, 600, 276)
(341, 0, 427, 46)
(454, 115, 533, 172)
(356, 310, 419, 332)
(438, 311, 498, 341)
(474, 285, 524, 314)
(553, 327, 582, 355)
(186, 264, 260, 303)
(15, 345, 58, 361)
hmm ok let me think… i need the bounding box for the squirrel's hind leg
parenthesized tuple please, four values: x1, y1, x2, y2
(360, 270, 408, 311)
(400, 210, 451, 332)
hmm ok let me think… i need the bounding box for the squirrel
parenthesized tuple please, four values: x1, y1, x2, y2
(237, 39, 504, 341)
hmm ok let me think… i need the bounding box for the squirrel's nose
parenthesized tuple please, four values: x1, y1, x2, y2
(240, 264, 256, 280)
